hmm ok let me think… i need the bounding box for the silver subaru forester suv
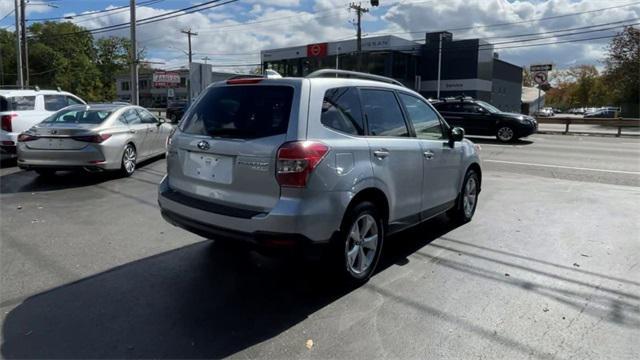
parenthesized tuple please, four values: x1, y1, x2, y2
(159, 70, 481, 283)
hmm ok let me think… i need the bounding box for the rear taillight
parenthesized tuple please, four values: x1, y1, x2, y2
(72, 134, 112, 143)
(276, 141, 329, 188)
(1, 114, 16, 132)
(17, 133, 38, 142)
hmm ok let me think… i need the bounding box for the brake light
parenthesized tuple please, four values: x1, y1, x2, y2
(72, 134, 112, 143)
(1, 114, 16, 132)
(276, 141, 329, 187)
(226, 78, 263, 85)
(17, 133, 38, 142)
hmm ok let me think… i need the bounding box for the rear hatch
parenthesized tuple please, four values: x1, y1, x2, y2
(167, 80, 300, 213)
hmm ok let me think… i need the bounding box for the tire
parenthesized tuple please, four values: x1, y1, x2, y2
(448, 169, 480, 223)
(120, 144, 137, 177)
(35, 169, 56, 177)
(332, 201, 384, 285)
(496, 125, 515, 143)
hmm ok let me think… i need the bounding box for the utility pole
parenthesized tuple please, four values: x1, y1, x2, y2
(436, 32, 443, 99)
(13, 0, 23, 88)
(20, 0, 28, 87)
(181, 29, 197, 103)
(129, 0, 139, 105)
(349, 3, 368, 72)
(201, 56, 210, 65)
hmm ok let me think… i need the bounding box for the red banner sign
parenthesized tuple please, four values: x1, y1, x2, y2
(153, 71, 181, 88)
(307, 43, 328, 57)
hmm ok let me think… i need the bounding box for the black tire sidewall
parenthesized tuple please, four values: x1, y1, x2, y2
(337, 201, 384, 283)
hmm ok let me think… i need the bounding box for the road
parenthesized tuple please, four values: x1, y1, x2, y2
(1, 134, 639, 359)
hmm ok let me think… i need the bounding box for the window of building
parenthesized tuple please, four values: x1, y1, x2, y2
(321, 87, 364, 135)
(122, 81, 130, 91)
(180, 77, 186, 87)
(398, 93, 444, 140)
(360, 89, 408, 137)
(139, 80, 149, 90)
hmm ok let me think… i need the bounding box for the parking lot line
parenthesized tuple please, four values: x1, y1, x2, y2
(483, 159, 640, 175)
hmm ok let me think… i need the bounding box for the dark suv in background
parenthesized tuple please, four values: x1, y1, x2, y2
(432, 97, 537, 142)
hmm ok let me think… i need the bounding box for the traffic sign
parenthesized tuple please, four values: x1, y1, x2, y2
(530, 64, 552, 72)
(533, 71, 548, 85)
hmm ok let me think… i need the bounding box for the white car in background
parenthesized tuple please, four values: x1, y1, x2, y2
(1, 88, 85, 156)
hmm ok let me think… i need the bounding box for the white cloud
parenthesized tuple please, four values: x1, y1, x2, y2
(68, 0, 639, 72)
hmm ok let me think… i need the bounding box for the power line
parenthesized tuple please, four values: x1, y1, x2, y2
(27, 0, 239, 39)
(26, 0, 162, 22)
(0, 9, 15, 22)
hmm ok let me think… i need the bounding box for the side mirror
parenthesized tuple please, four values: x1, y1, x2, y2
(450, 127, 464, 142)
(476, 107, 486, 114)
(157, 117, 166, 125)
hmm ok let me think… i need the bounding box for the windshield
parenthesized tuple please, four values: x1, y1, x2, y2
(42, 108, 112, 124)
(180, 85, 294, 139)
(475, 101, 501, 113)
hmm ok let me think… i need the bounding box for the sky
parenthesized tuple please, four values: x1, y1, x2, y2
(1, 0, 639, 73)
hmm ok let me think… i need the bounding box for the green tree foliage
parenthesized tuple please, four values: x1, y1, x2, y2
(544, 27, 639, 115)
(603, 26, 640, 115)
(0, 22, 134, 102)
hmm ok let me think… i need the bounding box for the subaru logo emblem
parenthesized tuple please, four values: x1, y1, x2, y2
(197, 140, 210, 150)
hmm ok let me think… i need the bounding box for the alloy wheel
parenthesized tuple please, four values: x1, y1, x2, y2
(345, 214, 379, 276)
(463, 176, 478, 218)
(123, 146, 136, 174)
(497, 127, 514, 142)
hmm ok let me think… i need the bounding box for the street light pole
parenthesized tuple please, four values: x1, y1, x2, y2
(181, 29, 197, 103)
(129, 0, 139, 105)
(19, 0, 28, 87)
(436, 32, 442, 99)
(13, 0, 23, 88)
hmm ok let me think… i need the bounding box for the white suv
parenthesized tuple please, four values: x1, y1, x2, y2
(1, 89, 85, 156)
(158, 70, 481, 283)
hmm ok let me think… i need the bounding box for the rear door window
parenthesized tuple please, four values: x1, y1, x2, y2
(360, 89, 409, 137)
(44, 95, 69, 111)
(180, 85, 294, 139)
(321, 87, 364, 135)
(121, 109, 142, 125)
(1, 96, 36, 111)
(398, 93, 445, 140)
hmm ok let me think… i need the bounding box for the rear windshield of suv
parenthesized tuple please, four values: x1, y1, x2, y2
(180, 86, 294, 139)
(0, 96, 36, 111)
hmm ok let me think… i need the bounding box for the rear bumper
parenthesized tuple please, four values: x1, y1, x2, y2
(157, 176, 346, 245)
(16, 143, 121, 170)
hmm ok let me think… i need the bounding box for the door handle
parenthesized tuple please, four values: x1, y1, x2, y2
(373, 149, 390, 159)
(129, 129, 136, 133)
(423, 151, 434, 159)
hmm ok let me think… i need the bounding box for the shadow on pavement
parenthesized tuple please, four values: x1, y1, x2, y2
(0, 215, 456, 359)
(466, 136, 534, 146)
(0, 157, 164, 195)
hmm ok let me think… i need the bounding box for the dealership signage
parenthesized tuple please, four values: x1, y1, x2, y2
(153, 71, 181, 88)
(307, 43, 328, 57)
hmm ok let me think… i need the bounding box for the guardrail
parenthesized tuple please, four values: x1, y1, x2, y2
(535, 117, 640, 137)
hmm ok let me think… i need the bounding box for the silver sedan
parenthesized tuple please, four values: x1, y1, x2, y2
(17, 104, 173, 176)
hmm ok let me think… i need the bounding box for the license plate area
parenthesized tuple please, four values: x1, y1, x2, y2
(184, 151, 233, 184)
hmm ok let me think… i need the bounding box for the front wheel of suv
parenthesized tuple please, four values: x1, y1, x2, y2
(496, 125, 515, 142)
(448, 169, 480, 223)
(334, 201, 384, 285)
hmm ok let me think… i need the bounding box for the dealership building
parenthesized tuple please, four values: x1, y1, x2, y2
(261, 31, 523, 112)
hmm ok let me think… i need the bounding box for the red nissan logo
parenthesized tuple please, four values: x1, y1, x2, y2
(310, 44, 321, 56)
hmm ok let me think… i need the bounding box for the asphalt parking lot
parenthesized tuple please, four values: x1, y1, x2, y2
(0, 133, 639, 359)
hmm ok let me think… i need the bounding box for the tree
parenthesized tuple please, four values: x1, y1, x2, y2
(95, 37, 132, 100)
(603, 26, 640, 115)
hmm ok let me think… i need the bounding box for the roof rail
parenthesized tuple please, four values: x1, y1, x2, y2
(306, 69, 405, 87)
